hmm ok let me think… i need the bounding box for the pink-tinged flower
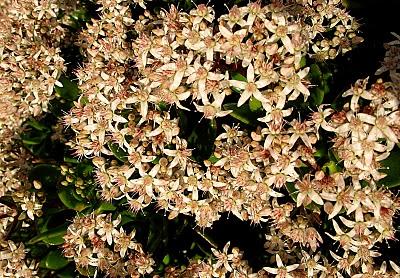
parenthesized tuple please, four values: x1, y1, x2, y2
(194, 92, 232, 119)
(311, 105, 336, 136)
(342, 78, 369, 112)
(157, 51, 194, 92)
(211, 242, 233, 272)
(113, 227, 138, 257)
(128, 164, 167, 197)
(260, 122, 284, 149)
(229, 63, 268, 107)
(330, 250, 352, 276)
(281, 67, 310, 101)
(186, 57, 225, 103)
(335, 110, 370, 141)
(215, 124, 245, 144)
(190, 4, 215, 25)
(154, 86, 192, 111)
(246, 1, 265, 26)
(265, 15, 299, 54)
(163, 137, 192, 169)
(263, 254, 299, 278)
(320, 174, 353, 219)
(358, 107, 399, 144)
(219, 5, 248, 28)
(218, 25, 247, 64)
(301, 251, 326, 277)
(351, 261, 388, 278)
(21, 193, 42, 220)
(147, 113, 179, 143)
(295, 174, 324, 207)
(351, 137, 387, 166)
(287, 119, 314, 149)
(326, 219, 356, 250)
(390, 260, 400, 274)
(199, 27, 220, 61)
(96, 214, 121, 245)
(258, 101, 293, 127)
(129, 85, 158, 118)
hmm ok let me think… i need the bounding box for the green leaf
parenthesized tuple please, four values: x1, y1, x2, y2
(29, 164, 61, 188)
(379, 147, 400, 188)
(77, 266, 96, 276)
(42, 250, 69, 270)
(95, 202, 116, 214)
(80, 96, 89, 105)
(286, 182, 297, 201)
(70, 8, 90, 22)
(64, 157, 80, 164)
(231, 72, 247, 82)
(322, 161, 340, 175)
(187, 118, 217, 162)
(21, 133, 47, 145)
(249, 97, 262, 112)
(158, 101, 168, 111)
(230, 72, 247, 94)
(299, 56, 307, 68)
(108, 142, 128, 162)
(54, 76, 80, 101)
(26, 119, 50, 132)
(207, 154, 220, 164)
(76, 162, 93, 177)
(309, 64, 322, 81)
(120, 211, 137, 226)
(57, 266, 76, 278)
(58, 186, 90, 211)
(28, 224, 68, 245)
(223, 103, 259, 126)
(311, 87, 325, 106)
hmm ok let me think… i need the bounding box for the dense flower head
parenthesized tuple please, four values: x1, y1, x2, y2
(56, 0, 400, 276)
(63, 213, 154, 277)
(0, 0, 399, 277)
(0, 0, 71, 275)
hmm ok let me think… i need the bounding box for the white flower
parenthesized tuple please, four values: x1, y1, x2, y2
(263, 254, 299, 278)
(194, 92, 232, 119)
(21, 193, 42, 220)
(229, 63, 268, 107)
(281, 67, 310, 101)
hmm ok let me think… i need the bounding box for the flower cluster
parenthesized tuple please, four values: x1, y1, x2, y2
(0, 0, 70, 276)
(0, 240, 39, 277)
(0, 0, 67, 206)
(60, 0, 400, 276)
(63, 213, 154, 277)
(65, 0, 363, 224)
(0, 0, 397, 276)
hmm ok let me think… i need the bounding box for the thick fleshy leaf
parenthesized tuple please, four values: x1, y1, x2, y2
(58, 186, 90, 211)
(54, 76, 80, 101)
(249, 97, 263, 112)
(57, 266, 76, 278)
(26, 118, 50, 132)
(223, 103, 261, 126)
(41, 250, 69, 270)
(322, 161, 341, 175)
(28, 224, 68, 245)
(29, 164, 61, 188)
(21, 133, 47, 145)
(108, 142, 128, 162)
(379, 147, 400, 188)
(286, 182, 298, 201)
(95, 202, 116, 214)
(77, 266, 96, 276)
